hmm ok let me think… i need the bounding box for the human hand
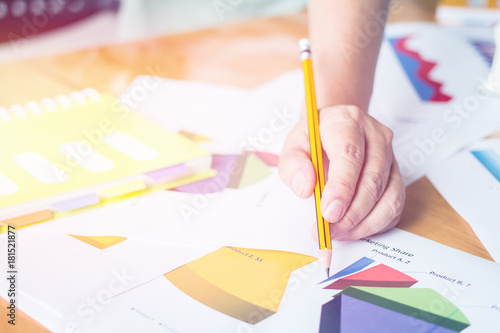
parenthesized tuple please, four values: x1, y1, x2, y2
(279, 105, 405, 241)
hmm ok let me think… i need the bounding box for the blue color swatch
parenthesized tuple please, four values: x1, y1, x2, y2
(472, 150, 500, 183)
(320, 256, 375, 284)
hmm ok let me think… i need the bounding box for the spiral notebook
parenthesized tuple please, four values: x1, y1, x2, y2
(0, 88, 213, 230)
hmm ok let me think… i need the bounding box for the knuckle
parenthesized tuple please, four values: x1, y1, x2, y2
(340, 143, 364, 170)
(334, 179, 357, 197)
(385, 190, 406, 218)
(363, 172, 386, 201)
(353, 222, 374, 240)
(382, 127, 394, 144)
(342, 211, 361, 230)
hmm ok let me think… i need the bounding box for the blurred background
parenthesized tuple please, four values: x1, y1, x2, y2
(1, 0, 500, 64)
(0, 0, 307, 63)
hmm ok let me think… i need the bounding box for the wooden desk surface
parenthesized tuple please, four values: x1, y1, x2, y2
(0, 6, 493, 333)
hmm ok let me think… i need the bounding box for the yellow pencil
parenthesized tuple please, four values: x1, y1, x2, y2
(299, 38, 332, 277)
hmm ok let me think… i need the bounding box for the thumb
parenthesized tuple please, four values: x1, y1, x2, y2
(279, 121, 317, 198)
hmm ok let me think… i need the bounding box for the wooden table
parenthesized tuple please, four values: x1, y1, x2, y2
(0, 4, 493, 333)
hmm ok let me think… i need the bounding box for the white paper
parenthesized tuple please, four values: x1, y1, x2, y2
(23, 171, 319, 257)
(371, 23, 491, 122)
(427, 138, 500, 262)
(125, 73, 500, 187)
(0, 230, 217, 319)
(71, 229, 500, 333)
(121, 71, 303, 155)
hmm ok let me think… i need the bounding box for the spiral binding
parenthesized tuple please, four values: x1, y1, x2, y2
(0, 88, 101, 123)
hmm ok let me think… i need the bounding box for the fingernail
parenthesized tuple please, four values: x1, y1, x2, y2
(323, 200, 343, 222)
(292, 172, 307, 197)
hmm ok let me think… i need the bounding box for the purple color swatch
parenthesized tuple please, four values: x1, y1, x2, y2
(145, 164, 188, 181)
(51, 193, 100, 212)
(174, 155, 237, 194)
(319, 294, 459, 333)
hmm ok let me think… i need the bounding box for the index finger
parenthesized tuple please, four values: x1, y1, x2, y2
(319, 108, 366, 224)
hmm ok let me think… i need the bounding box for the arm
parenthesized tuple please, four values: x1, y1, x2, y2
(279, 0, 406, 241)
(310, 0, 388, 110)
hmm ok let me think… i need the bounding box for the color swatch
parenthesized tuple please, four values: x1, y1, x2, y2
(320, 286, 470, 333)
(173, 152, 273, 194)
(324, 264, 418, 289)
(0, 210, 52, 231)
(178, 130, 211, 143)
(470, 39, 495, 68)
(243, 150, 280, 167)
(319, 258, 469, 332)
(164, 246, 316, 324)
(390, 37, 452, 102)
(68, 235, 127, 250)
(227, 153, 272, 189)
(173, 154, 237, 194)
(471, 149, 500, 182)
(320, 257, 375, 284)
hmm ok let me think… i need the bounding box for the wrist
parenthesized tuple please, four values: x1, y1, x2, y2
(317, 104, 368, 115)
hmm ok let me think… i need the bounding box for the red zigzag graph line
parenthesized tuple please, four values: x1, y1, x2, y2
(394, 37, 452, 102)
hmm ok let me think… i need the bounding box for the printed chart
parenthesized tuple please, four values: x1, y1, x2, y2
(67, 234, 127, 250)
(469, 40, 495, 68)
(323, 263, 418, 290)
(390, 37, 452, 102)
(35, 229, 500, 333)
(165, 246, 316, 324)
(320, 286, 470, 333)
(320, 257, 375, 283)
(428, 139, 500, 261)
(178, 130, 212, 143)
(471, 148, 500, 183)
(319, 257, 470, 333)
(173, 152, 277, 194)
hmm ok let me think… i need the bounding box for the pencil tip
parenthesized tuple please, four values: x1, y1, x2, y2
(325, 268, 330, 278)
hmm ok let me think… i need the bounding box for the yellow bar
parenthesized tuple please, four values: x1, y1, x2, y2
(0, 209, 53, 233)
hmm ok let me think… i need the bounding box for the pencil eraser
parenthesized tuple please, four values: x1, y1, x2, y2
(299, 38, 310, 53)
